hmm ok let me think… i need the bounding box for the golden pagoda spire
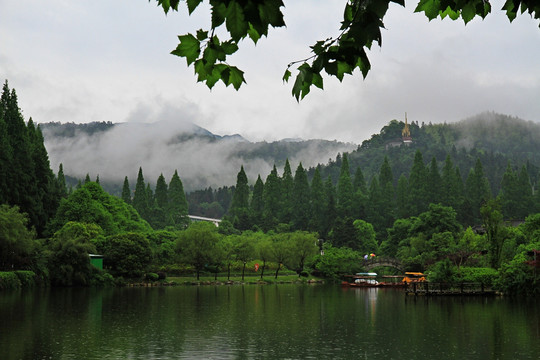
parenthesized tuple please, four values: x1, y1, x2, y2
(402, 112, 412, 144)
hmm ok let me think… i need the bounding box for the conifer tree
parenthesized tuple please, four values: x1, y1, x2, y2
(323, 176, 337, 237)
(337, 153, 353, 218)
(500, 163, 519, 218)
(250, 175, 264, 228)
(280, 159, 294, 224)
(309, 166, 326, 235)
(292, 162, 311, 230)
(57, 164, 67, 198)
(378, 156, 395, 230)
(230, 165, 250, 230)
(168, 170, 189, 228)
(155, 173, 168, 209)
(262, 165, 281, 230)
(352, 166, 368, 220)
(121, 176, 131, 204)
(396, 174, 409, 219)
(427, 157, 442, 205)
(133, 167, 148, 219)
(408, 150, 428, 215)
(516, 165, 534, 219)
(465, 159, 491, 223)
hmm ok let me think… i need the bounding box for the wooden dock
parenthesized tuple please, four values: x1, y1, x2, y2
(406, 282, 497, 296)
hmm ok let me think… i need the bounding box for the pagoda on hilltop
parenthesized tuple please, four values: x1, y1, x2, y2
(402, 113, 413, 145)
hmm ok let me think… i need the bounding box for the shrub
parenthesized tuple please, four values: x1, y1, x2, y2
(14, 271, 36, 287)
(0, 272, 22, 290)
(145, 273, 159, 282)
(455, 267, 499, 286)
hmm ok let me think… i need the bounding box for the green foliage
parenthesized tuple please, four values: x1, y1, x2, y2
(454, 267, 499, 286)
(428, 258, 456, 283)
(104, 232, 153, 279)
(0, 204, 36, 271)
(176, 222, 222, 280)
(152, 1, 540, 98)
(48, 222, 98, 286)
(14, 270, 37, 287)
(47, 182, 152, 236)
(308, 243, 363, 279)
(495, 243, 540, 296)
(0, 272, 21, 289)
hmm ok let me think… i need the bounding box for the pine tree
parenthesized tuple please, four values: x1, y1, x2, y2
(155, 173, 168, 209)
(230, 165, 250, 230)
(465, 158, 491, 223)
(516, 165, 534, 219)
(337, 153, 353, 218)
(121, 176, 131, 204)
(310, 166, 326, 235)
(408, 150, 428, 215)
(262, 165, 281, 230)
(168, 170, 189, 228)
(500, 163, 519, 218)
(292, 162, 311, 230)
(396, 174, 409, 219)
(323, 176, 337, 238)
(427, 157, 442, 205)
(250, 175, 264, 228)
(132, 167, 148, 219)
(57, 163, 67, 198)
(280, 159, 294, 224)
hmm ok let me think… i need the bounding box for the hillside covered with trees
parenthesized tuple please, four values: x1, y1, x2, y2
(2, 81, 540, 296)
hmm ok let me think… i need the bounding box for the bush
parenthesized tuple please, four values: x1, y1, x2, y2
(0, 272, 22, 290)
(455, 267, 499, 286)
(14, 271, 36, 287)
(90, 269, 115, 287)
(145, 273, 159, 282)
(157, 271, 167, 280)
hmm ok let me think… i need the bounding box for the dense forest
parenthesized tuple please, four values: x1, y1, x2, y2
(2, 80, 540, 296)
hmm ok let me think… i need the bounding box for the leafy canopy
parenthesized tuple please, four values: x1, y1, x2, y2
(153, 0, 539, 100)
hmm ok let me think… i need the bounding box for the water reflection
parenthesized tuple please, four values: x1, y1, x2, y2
(1, 286, 539, 359)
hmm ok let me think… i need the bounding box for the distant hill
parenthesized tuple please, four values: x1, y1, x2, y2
(40, 119, 356, 192)
(313, 112, 540, 195)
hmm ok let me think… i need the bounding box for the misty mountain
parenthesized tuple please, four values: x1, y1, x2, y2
(314, 112, 540, 196)
(40, 119, 356, 192)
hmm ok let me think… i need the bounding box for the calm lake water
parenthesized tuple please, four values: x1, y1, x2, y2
(1, 284, 539, 359)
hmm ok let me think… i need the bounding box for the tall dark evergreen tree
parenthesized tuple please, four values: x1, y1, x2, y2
(499, 163, 519, 219)
(280, 159, 294, 224)
(155, 173, 168, 209)
(133, 167, 148, 219)
(250, 175, 264, 228)
(262, 165, 281, 230)
(516, 165, 534, 219)
(292, 162, 311, 230)
(427, 157, 442, 205)
(337, 153, 353, 218)
(396, 174, 409, 219)
(57, 163, 67, 198)
(230, 165, 250, 230)
(408, 150, 428, 215)
(121, 176, 131, 204)
(168, 170, 189, 228)
(465, 158, 491, 223)
(323, 176, 337, 238)
(309, 166, 326, 235)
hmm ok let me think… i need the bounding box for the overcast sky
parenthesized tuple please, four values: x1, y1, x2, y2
(1, 0, 539, 143)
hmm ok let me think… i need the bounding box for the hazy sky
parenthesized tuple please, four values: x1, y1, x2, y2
(1, 0, 539, 143)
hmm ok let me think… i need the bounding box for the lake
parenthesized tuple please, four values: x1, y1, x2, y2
(1, 284, 539, 359)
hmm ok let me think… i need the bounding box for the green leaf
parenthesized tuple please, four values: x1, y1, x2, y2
(312, 72, 324, 90)
(186, 0, 203, 14)
(211, 2, 227, 28)
(415, 0, 442, 20)
(247, 24, 261, 44)
(171, 34, 200, 65)
(226, 1, 249, 41)
(221, 40, 239, 55)
(259, 0, 286, 27)
(461, 2, 477, 24)
(196, 29, 208, 41)
(227, 66, 246, 90)
(282, 69, 291, 82)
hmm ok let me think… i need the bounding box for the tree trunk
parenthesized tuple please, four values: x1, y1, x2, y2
(242, 262, 246, 281)
(260, 260, 266, 279)
(274, 263, 281, 279)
